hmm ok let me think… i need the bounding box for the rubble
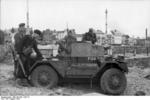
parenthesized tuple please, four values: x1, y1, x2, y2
(123, 67, 150, 95)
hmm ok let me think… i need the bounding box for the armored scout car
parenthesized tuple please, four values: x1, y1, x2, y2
(14, 42, 128, 95)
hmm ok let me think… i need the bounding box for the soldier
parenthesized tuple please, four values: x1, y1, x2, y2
(20, 29, 43, 75)
(57, 30, 77, 55)
(13, 23, 26, 78)
(82, 28, 97, 44)
(64, 30, 77, 53)
(14, 23, 26, 54)
(33, 29, 43, 44)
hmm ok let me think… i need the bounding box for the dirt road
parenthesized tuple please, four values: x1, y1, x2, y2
(0, 63, 104, 96)
(1, 62, 150, 96)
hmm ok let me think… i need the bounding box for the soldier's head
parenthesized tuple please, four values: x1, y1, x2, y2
(68, 30, 73, 36)
(18, 23, 26, 34)
(33, 29, 42, 38)
(89, 28, 94, 33)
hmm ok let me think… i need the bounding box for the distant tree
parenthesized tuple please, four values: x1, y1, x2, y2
(0, 30, 5, 44)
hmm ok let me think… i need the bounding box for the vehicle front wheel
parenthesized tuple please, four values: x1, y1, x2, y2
(30, 65, 58, 89)
(100, 68, 127, 95)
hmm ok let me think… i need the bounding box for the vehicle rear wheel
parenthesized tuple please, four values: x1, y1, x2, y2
(30, 65, 58, 89)
(100, 68, 127, 95)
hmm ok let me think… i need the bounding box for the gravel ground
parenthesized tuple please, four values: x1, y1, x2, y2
(124, 66, 150, 95)
(0, 63, 103, 96)
(1, 62, 150, 96)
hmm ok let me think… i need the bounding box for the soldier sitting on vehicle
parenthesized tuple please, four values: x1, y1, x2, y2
(82, 28, 97, 44)
(56, 30, 77, 56)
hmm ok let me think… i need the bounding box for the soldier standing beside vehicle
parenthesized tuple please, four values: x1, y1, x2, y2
(14, 23, 26, 54)
(20, 29, 43, 75)
(82, 28, 97, 44)
(13, 23, 26, 78)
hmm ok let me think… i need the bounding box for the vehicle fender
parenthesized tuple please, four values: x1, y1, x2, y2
(29, 60, 67, 77)
(94, 61, 128, 78)
(101, 61, 128, 72)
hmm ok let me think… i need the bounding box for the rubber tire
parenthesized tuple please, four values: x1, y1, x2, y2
(30, 65, 58, 89)
(100, 68, 127, 95)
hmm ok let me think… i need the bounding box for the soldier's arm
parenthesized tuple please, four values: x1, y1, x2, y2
(33, 39, 43, 58)
(94, 34, 97, 42)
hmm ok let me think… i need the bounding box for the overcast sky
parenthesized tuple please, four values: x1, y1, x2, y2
(1, 0, 150, 38)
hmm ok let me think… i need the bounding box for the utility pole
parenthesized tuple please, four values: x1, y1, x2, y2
(26, 0, 29, 28)
(66, 22, 69, 35)
(145, 28, 148, 56)
(105, 9, 108, 34)
(0, 0, 1, 30)
(26, 0, 30, 35)
(66, 22, 69, 30)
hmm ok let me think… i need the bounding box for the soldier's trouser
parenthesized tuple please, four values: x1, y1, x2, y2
(23, 55, 31, 76)
(14, 54, 26, 78)
(24, 55, 41, 75)
(15, 54, 42, 78)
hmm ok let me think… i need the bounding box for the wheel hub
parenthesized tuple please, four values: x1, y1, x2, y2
(38, 72, 51, 86)
(109, 75, 121, 89)
(112, 76, 120, 86)
(40, 74, 48, 82)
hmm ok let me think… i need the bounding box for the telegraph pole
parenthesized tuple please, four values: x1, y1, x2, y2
(66, 22, 69, 30)
(105, 9, 108, 34)
(26, 0, 29, 28)
(66, 22, 69, 35)
(0, 0, 1, 30)
(145, 28, 148, 56)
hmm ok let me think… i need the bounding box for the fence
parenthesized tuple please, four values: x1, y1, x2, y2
(113, 46, 150, 57)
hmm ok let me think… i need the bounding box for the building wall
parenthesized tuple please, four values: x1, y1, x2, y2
(95, 32, 106, 45)
(55, 31, 67, 40)
(76, 34, 83, 41)
(113, 36, 122, 44)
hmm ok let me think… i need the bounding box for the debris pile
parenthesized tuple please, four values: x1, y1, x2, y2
(124, 67, 150, 95)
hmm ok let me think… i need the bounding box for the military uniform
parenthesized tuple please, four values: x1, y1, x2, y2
(64, 35, 76, 53)
(57, 32, 77, 55)
(13, 23, 26, 78)
(82, 29, 97, 44)
(14, 32, 24, 54)
(14, 23, 26, 54)
(20, 35, 42, 58)
(20, 34, 43, 75)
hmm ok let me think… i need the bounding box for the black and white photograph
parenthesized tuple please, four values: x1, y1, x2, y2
(0, 0, 150, 98)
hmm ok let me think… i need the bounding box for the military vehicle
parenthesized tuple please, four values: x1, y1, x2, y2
(13, 42, 128, 95)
